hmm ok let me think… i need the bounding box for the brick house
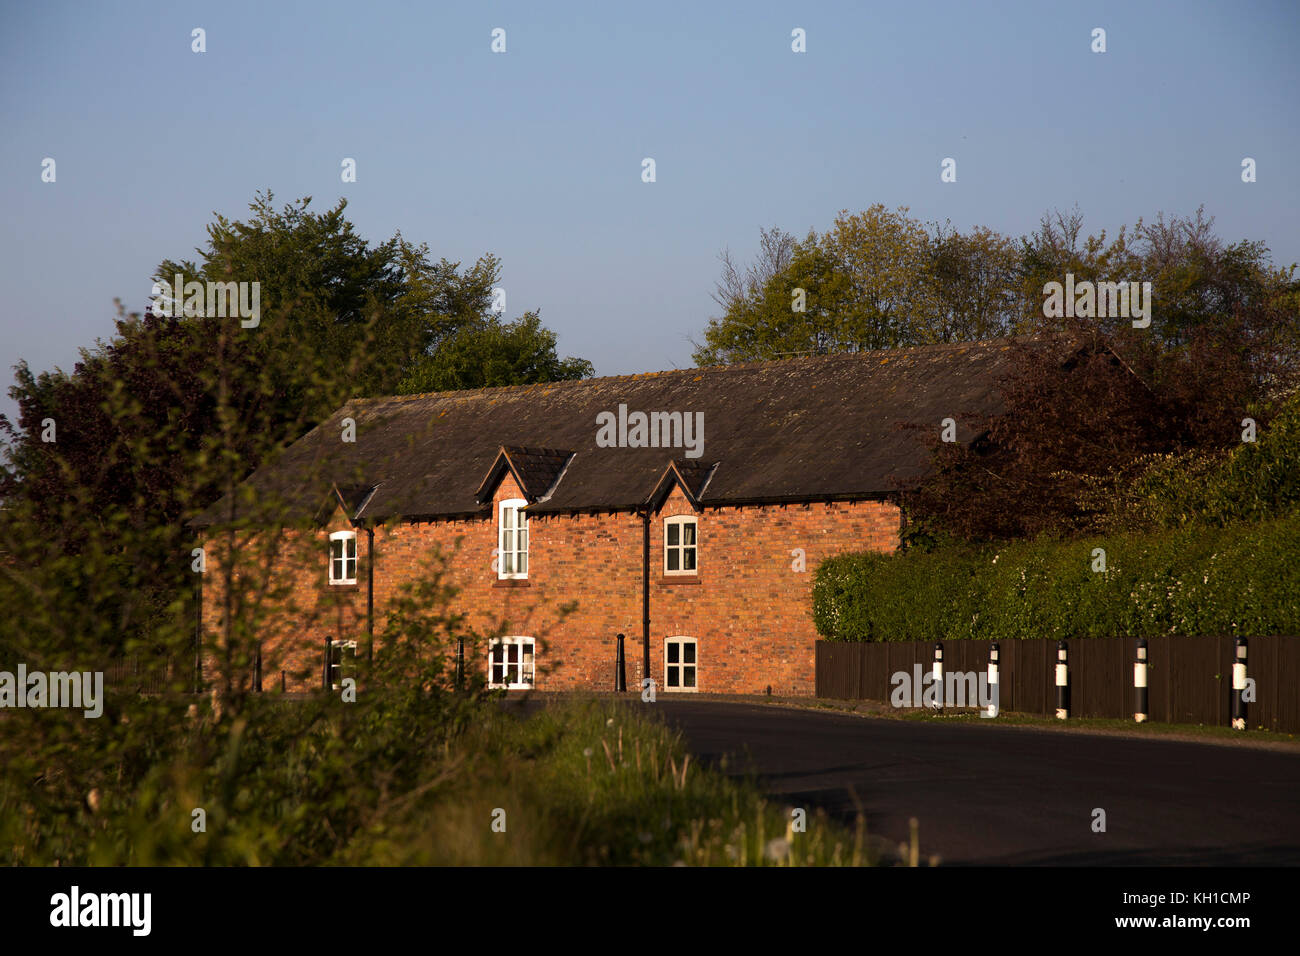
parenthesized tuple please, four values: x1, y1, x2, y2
(194, 339, 1020, 696)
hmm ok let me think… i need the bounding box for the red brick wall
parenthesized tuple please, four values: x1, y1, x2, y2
(201, 477, 900, 696)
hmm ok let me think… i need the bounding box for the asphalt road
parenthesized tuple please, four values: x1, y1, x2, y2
(645, 700, 1300, 865)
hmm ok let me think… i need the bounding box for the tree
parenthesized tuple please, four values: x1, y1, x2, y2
(925, 223, 1024, 342)
(694, 206, 1026, 364)
(153, 191, 504, 410)
(396, 312, 593, 393)
(818, 204, 943, 346)
(897, 323, 1271, 543)
(699, 204, 1300, 374)
(0, 191, 590, 654)
(710, 226, 797, 319)
(692, 239, 863, 363)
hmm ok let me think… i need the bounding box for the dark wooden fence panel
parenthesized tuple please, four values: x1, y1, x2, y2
(1251, 635, 1299, 732)
(1071, 637, 1124, 719)
(816, 636, 1300, 733)
(863, 640, 891, 704)
(1165, 636, 1217, 726)
(102, 656, 181, 695)
(816, 642, 860, 699)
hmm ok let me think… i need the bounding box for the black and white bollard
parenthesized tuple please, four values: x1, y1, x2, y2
(931, 642, 944, 710)
(1133, 638, 1148, 723)
(1055, 640, 1069, 720)
(1232, 637, 1248, 731)
(986, 642, 999, 717)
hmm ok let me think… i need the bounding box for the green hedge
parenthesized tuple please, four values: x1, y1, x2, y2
(813, 510, 1300, 642)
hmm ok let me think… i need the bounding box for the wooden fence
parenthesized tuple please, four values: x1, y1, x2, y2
(816, 636, 1300, 733)
(102, 656, 187, 695)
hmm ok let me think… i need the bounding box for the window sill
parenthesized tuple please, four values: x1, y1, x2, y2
(494, 578, 531, 588)
(660, 574, 701, 585)
(328, 582, 360, 591)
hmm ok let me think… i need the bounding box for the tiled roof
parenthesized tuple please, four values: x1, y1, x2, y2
(476, 446, 575, 503)
(194, 336, 1037, 526)
(640, 458, 719, 513)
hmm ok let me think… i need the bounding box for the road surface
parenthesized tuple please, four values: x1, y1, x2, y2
(646, 700, 1300, 865)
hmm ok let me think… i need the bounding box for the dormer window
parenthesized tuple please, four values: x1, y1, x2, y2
(329, 530, 357, 585)
(664, 516, 698, 574)
(498, 499, 529, 579)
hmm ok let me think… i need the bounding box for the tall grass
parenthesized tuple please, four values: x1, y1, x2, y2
(360, 697, 876, 866)
(0, 693, 877, 866)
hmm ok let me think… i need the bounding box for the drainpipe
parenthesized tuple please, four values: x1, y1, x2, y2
(193, 565, 203, 694)
(641, 508, 651, 686)
(366, 526, 375, 663)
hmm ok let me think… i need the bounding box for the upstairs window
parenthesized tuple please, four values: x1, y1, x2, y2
(498, 499, 529, 579)
(329, 530, 357, 585)
(664, 516, 698, 575)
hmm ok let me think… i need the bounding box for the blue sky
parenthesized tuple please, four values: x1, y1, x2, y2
(2, 0, 1297, 424)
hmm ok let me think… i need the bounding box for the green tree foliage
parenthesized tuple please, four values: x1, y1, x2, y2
(817, 392, 1300, 643)
(153, 190, 506, 412)
(889, 206, 1299, 543)
(0, 311, 236, 656)
(693, 206, 1026, 364)
(396, 311, 594, 393)
(0, 192, 589, 653)
(1017, 206, 1300, 361)
(1087, 390, 1300, 532)
(696, 204, 1299, 376)
(898, 325, 1268, 542)
(926, 223, 1025, 342)
(813, 510, 1300, 644)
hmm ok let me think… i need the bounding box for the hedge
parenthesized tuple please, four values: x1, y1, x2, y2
(813, 509, 1300, 642)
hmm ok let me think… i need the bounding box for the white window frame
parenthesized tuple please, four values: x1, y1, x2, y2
(663, 515, 698, 575)
(329, 530, 357, 585)
(488, 636, 535, 690)
(330, 639, 358, 690)
(664, 636, 698, 692)
(498, 498, 529, 580)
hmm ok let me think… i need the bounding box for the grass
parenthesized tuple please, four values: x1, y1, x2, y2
(617, 690, 1300, 748)
(349, 696, 878, 865)
(784, 696, 1300, 747)
(2, 690, 888, 866)
(894, 707, 1300, 743)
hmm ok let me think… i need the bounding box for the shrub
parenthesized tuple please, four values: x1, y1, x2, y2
(1097, 390, 1300, 532)
(0, 694, 868, 866)
(813, 510, 1300, 642)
